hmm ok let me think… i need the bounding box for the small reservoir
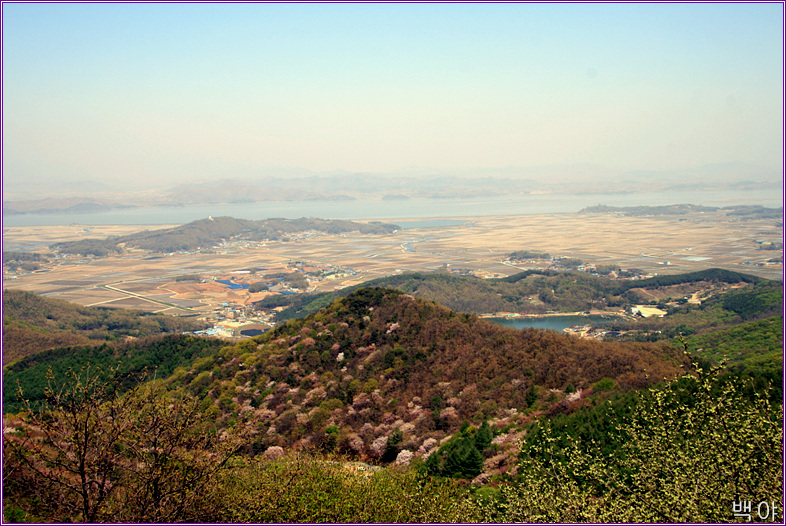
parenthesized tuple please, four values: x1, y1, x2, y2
(488, 314, 611, 332)
(216, 279, 249, 290)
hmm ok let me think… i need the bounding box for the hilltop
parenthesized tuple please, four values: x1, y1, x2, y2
(165, 287, 689, 458)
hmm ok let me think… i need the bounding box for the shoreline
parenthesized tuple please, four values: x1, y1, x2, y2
(479, 311, 628, 319)
(3, 190, 782, 228)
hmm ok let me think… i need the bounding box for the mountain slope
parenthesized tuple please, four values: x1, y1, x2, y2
(259, 268, 770, 323)
(2, 289, 208, 364)
(3, 334, 226, 414)
(174, 287, 690, 459)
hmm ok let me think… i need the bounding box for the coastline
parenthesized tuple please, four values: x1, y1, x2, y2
(3, 188, 782, 228)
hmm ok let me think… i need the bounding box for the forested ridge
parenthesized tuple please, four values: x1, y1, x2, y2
(2, 279, 782, 522)
(171, 288, 689, 452)
(3, 334, 226, 414)
(49, 216, 400, 255)
(260, 269, 639, 319)
(259, 268, 778, 341)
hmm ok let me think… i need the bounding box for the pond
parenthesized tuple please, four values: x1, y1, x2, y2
(487, 314, 612, 332)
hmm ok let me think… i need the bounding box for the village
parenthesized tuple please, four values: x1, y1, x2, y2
(186, 261, 361, 338)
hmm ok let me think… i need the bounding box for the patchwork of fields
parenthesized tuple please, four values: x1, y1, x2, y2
(3, 210, 782, 318)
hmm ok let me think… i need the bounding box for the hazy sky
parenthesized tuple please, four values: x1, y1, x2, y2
(2, 2, 783, 187)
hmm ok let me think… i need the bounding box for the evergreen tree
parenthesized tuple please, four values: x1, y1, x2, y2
(474, 421, 492, 451)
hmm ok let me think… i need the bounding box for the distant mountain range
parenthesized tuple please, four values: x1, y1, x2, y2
(256, 267, 768, 321)
(2, 197, 122, 215)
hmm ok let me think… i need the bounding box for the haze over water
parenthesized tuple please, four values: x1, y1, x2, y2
(3, 188, 781, 228)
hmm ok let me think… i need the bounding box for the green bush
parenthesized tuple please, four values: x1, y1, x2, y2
(220, 454, 476, 523)
(592, 377, 617, 392)
(482, 369, 783, 523)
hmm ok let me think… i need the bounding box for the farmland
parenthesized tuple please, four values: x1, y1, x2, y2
(3, 209, 782, 322)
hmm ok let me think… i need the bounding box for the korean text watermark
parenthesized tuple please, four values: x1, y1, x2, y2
(733, 500, 779, 522)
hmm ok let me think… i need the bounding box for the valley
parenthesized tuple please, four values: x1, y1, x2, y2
(3, 209, 782, 324)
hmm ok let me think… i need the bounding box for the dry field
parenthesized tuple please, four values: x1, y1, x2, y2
(3, 211, 782, 317)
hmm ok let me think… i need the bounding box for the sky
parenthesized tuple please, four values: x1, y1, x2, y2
(2, 2, 784, 188)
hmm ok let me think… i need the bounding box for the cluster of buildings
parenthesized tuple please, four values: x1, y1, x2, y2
(630, 305, 668, 318)
(196, 301, 274, 339)
(193, 263, 359, 340)
(563, 324, 613, 339)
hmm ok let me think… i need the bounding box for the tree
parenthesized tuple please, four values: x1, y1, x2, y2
(3, 366, 247, 523)
(248, 282, 268, 293)
(474, 421, 492, 451)
(525, 386, 538, 408)
(382, 427, 403, 463)
(424, 433, 485, 480)
(442, 438, 484, 479)
(483, 367, 783, 523)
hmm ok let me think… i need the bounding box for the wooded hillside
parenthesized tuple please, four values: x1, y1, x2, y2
(2, 289, 208, 365)
(50, 216, 400, 255)
(258, 268, 775, 336)
(167, 287, 690, 459)
(3, 334, 226, 414)
(3, 285, 781, 523)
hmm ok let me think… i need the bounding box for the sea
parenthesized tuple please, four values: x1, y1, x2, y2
(2, 188, 782, 227)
